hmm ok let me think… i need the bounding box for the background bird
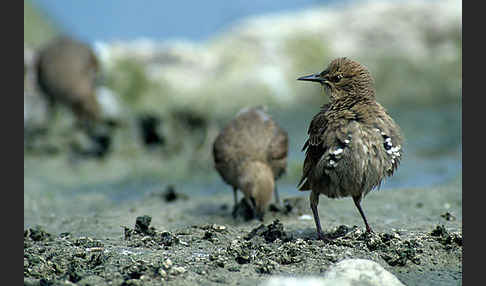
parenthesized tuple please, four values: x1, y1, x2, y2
(213, 106, 288, 221)
(36, 36, 102, 128)
(297, 57, 404, 240)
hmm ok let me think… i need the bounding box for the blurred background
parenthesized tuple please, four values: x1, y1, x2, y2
(24, 0, 461, 220)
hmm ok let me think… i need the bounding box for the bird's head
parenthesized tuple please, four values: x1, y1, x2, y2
(239, 161, 275, 221)
(297, 57, 375, 103)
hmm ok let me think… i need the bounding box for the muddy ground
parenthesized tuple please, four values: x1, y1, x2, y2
(24, 175, 462, 286)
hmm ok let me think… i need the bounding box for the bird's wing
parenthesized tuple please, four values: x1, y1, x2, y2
(301, 105, 329, 151)
(267, 125, 289, 179)
(298, 105, 330, 190)
(269, 126, 288, 161)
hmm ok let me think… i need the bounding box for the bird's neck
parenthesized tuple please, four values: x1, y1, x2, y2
(328, 93, 375, 109)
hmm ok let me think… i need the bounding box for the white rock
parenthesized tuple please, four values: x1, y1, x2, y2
(260, 259, 405, 286)
(261, 277, 326, 286)
(323, 259, 405, 286)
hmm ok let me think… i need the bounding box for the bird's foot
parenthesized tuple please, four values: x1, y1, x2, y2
(361, 227, 377, 240)
(268, 203, 282, 212)
(231, 205, 238, 219)
(366, 226, 375, 234)
(317, 232, 334, 242)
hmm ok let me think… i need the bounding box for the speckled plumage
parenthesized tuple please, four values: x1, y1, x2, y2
(36, 36, 101, 123)
(297, 57, 403, 239)
(213, 106, 288, 220)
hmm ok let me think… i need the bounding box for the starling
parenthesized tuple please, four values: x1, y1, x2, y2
(297, 57, 403, 239)
(213, 106, 289, 221)
(36, 36, 101, 125)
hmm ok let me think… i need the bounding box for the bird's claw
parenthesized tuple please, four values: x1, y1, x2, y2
(317, 232, 333, 242)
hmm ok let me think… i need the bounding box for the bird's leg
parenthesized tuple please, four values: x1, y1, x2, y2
(245, 196, 257, 220)
(310, 191, 327, 240)
(274, 185, 281, 206)
(231, 187, 238, 218)
(353, 195, 373, 233)
(233, 187, 238, 206)
(269, 184, 282, 212)
(256, 209, 265, 222)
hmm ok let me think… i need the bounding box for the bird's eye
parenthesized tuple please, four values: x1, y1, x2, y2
(331, 74, 343, 83)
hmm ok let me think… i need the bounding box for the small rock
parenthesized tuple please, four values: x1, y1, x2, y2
(135, 215, 155, 236)
(235, 254, 251, 264)
(431, 225, 448, 237)
(211, 224, 227, 232)
(162, 258, 173, 269)
(170, 266, 186, 275)
(255, 259, 278, 274)
(162, 185, 188, 202)
(227, 266, 240, 272)
(451, 233, 463, 246)
(203, 231, 217, 241)
(158, 268, 167, 278)
(329, 225, 353, 239)
(245, 219, 292, 243)
(25, 226, 52, 242)
(430, 225, 462, 247)
(135, 215, 151, 232)
(323, 259, 405, 286)
(159, 231, 179, 246)
(200, 224, 227, 232)
(179, 240, 189, 246)
(440, 212, 456, 221)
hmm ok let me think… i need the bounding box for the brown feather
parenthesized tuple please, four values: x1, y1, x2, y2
(213, 106, 289, 220)
(297, 57, 404, 235)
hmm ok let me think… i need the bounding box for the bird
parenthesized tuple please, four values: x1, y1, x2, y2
(213, 106, 289, 221)
(297, 57, 403, 240)
(36, 36, 102, 128)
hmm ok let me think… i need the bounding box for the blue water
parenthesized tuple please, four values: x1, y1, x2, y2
(23, 102, 461, 208)
(72, 103, 462, 202)
(30, 0, 333, 44)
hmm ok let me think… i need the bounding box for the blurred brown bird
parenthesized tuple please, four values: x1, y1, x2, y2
(36, 36, 101, 126)
(297, 57, 403, 240)
(213, 106, 289, 221)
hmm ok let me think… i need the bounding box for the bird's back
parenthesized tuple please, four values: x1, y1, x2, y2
(36, 36, 100, 119)
(213, 107, 288, 186)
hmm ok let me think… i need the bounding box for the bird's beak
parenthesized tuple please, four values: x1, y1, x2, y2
(297, 70, 328, 84)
